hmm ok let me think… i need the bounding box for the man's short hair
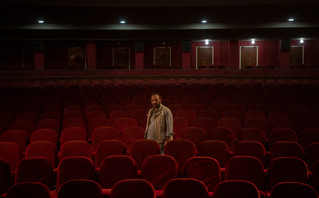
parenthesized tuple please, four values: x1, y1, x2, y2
(151, 93, 161, 99)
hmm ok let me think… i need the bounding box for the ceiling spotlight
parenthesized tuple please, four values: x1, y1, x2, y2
(288, 18, 295, 22)
(202, 20, 207, 24)
(38, 20, 44, 24)
(120, 20, 126, 24)
(300, 38, 304, 44)
(205, 40, 209, 45)
(251, 39, 256, 44)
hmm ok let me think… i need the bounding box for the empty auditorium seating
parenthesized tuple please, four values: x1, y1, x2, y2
(268, 127, 298, 148)
(233, 140, 266, 165)
(91, 126, 120, 152)
(113, 117, 138, 133)
(176, 110, 197, 123)
(244, 118, 268, 135)
(305, 142, 319, 171)
(30, 129, 58, 144)
(217, 118, 242, 139)
(207, 127, 236, 149)
(197, 140, 230, 168)
(299, 128, 319, 148)
(9, 120, 35, 135)
(239, 127, 266, 145)
(34, 119, 60, 134)
(1, 130, 29, 154)
(172, 117, 188, 139)
(108, 110, 130, 124)
(270, 141, 305, 160)
(120, 126, 144, 151)
(190, 117, 216, 135)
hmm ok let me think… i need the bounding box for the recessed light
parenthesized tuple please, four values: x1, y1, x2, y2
(120, 20, 126, 24)
(300, 38, 304, 44)
(288, 18, 295, 22)
(205, 39, 209, 45)
(202, 20, 207, 24)
(38, 20, 44, 24)
(251, 39, 256, 44)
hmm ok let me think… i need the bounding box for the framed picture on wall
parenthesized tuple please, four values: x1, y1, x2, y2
(196, 46, 214, 69)
(153, 47, 171, 67)
(112, 47, 130, 69)
(240, 46, 258, 69)
(68, 47, 86, 70)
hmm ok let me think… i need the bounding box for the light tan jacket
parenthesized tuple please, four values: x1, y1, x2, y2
(144, 104, 173, 144)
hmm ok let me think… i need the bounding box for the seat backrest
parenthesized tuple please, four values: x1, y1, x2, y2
(91, 126, 120, 152)
(305, 142, 319, 171)
(1, 130, 29, 154)
(269, 118, 295, 131)
(130, 139, 160, 169)
(60, 140, 92, 160)
(111, 179, 155, 198)
(141, 155, 178, 190)
(270, 181, 318, 198)
(87, 118, 111, 139)
(57, 156, 95, 189)
(244, 118, 268, 135)
(197, 140, 230, 168)
(120, 126, 144, 151)
(62, 118, 87, 131)
(35, 119, 60, 134)
(162, 178, 210, 198)
(207, 127, 236, 149)
(190, 117, 216, 135)
(6, 182, 51, 198)
(25, 141, 57, 167)
(99, 155, 137, 189)
(268, 157, 308, 188)
(299, 128, 319, 148)
(183, 156, 221, 191)
(9, 120, 35, 135)
(225, 156, 266, 190)
(60, 127, 87, 146)
(0, 142, 21, 172)
(173, 117, 188, 139)
(108, 110, 130, 124)
(30, 129, 58, 144)
(233, 140, 266, 165)
(268, 128, 298, 148)
(15, 157, 54, 189)
(113, 117, 138, 133)
(0, 159, 11, 195)
(270, 141, 305, 161)
(164, 139, 196, 176)
(176, 110, 197, 123)
(217, 118, 241, 139)
(181, 127, 207, 149)
(212, 180, 260, 198)
(57, 179, 102, 198)
(95, 140, 127, 168)
(239, 127, 266, 145)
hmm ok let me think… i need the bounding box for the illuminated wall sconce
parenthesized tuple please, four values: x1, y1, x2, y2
(251, 39, 256, 44)
(288, 18, 295, 22)
(299, 38, 304, 44)
(205, 40, 209, 45)
(202, 20, 207, 24)
(38, 20, 45, 24)
(120, 20, 126, 24)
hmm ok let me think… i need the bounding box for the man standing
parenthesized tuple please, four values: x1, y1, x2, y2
(144, 93, 173, 154)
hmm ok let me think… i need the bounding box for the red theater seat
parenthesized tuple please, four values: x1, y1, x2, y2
(60, 140, 92, 160)
(212, 180, 260, 198)
(60, 127, 87, 146)
(176, 110, 197, 123)
(95, 140, 127, 168)
(207, 127, 236, 149)
(130, 139, 160, 170)
(0, 142, 21, 172)
(233, 140, 266, 165)
(181, 127, 207, 150)
(57, 179, 102, 198)
(225, 156, 266, 191)
(299, 128, 319, 148)
(91, 127, 120, 152)
(99, 155, 137, 189)
(239, 127, 266, 145)
(268, 128, 298, 148)
(56, 156, 95, 189)
(15, 157, 54, 189)
(217, 118, 241, 139)
(110, 179, 156, 198)
(268, 157, 308, 188)
(172, 117, 188, 139)
(270, 141, 305, 161)
(183, 156, 221, 192)
(30, 129, 58, 144)
(25, 141, 57, 168)
(6, 182, 51, 198)
(120, 126, 144, 151)
(162, 178, 210, 198)
(270, 182, 318, 198)
(0, 160, 11, 195)
(197, 140, 230, 168)
(141, 155, 178, 190)
(1, 130, 28, 154)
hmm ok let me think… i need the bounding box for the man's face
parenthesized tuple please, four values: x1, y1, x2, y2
(151, 95, 161, 108)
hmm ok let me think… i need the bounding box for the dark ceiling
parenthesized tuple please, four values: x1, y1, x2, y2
(1, 0, 319, 40)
